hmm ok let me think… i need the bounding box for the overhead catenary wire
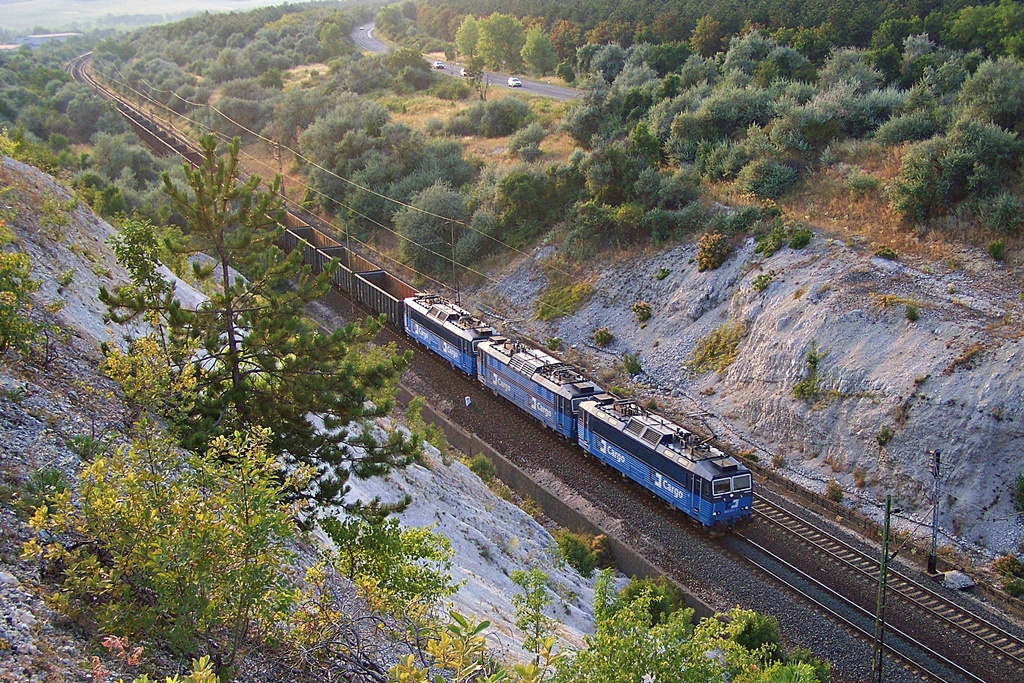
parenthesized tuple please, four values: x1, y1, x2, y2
(93, 58, 585, 319)
(94, 57, 580, 282)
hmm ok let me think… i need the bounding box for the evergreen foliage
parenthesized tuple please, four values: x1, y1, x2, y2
(100, 135, 418, 510)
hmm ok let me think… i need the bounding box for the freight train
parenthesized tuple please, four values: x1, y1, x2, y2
(282, 214, 753, 530)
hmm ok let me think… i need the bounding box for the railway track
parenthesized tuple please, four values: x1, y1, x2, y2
(754, 495, 1024, 672)
(68, 50, 1024, 683)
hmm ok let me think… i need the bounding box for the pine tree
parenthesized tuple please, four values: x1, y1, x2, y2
(101, 134, 418, 510)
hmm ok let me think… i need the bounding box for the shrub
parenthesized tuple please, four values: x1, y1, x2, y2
(875, 246, 899, 260)
(786, 647, 832, 683)
(853, 467, 867, 488)
(17, 468, 68, 518)
(616, 576, 686, 625)
(755, 224, 787, 257)
(793, 342, 825, 401)
(654, 267, 671, 280)
(736, 159, 798, 200)
(987, 192, 1022, 235)
(696, 232, 731, 272)
(685, 322, 745, 375)
(0, 219, 41, 357)
(873, 111, 939, 146)
(631, 301, 652, 322)
(752, 269, 776, 292)
(24, 429, 297, 664)
(876, 425, 894, 447)
(545, 336, 563, 351)
(905, 304, 920, 322)
(825, 479, 843, 503)
(993, 553, 1024, 578)
(789, 228, 813, 249)
(844, 169, 881, 198)
(593, 327, 614, 347)
(622, 351, 642, 375)
(1014, 473, 1024, 513)
(989, 240, 1006, 261)
(1004, 577, 1024, 598)
(554, 529, 598, 578)
(468, 454, 497, 483)
(727, 608, 781, 658)
(509, 122, 545, 162)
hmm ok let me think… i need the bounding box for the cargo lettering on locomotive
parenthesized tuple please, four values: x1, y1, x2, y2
(283, 218, 754, 531)
(652, 472, 686, 500)
(529, 396, 554, 421)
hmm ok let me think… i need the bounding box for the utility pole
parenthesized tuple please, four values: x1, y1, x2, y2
(873, 495, 893, 683)
(928, 450, 942, 574)
(450, 220, 459, 305)
(273, 141, 285, 197)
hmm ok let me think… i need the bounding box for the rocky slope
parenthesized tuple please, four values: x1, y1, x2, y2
(470, 229, 1024, 559)
(0, 155, 599, 680)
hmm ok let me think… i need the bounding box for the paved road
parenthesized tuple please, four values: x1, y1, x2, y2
(351, 23, 578, 102)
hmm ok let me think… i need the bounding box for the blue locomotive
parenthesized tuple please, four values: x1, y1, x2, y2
(578, 397, 752, 530)
(477, 337, 604, 439)
(280, 217, 754, 530)
(403, 293, 497, 377)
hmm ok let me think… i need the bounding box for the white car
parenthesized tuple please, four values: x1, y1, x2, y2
(433, 61, 445, 69)
(459, 67, 467, 76)
(507, 76, 522, 87)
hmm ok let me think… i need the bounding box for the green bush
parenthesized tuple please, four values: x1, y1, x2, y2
(844, 169, 881, 198)
(876, 425, 894, 447)
(789, 228, 813, 249)
(905, 304, 920, 322)
(1004, 577, 1024, 598)
(736, 159, 798, 200)
(631, 301, 652, 322)
(696, 232, 731, 272)
(873, 111, 939, 146)
(875, 246, 899, 260)
(545, 337, 563, 351)
(616, 576, 686, 625)
(825, 479, 843, 503)
(793, 342, 825, 401)
(593, 327, 614, 347)
(622, 351, 642, 375)
(654, 267, 671, 280)
(25, 429, 296, 664)
(987, 192, 1022, 235)
(554, 529, 598, 578)
(509, 122, 545, 162)
(989, 240, 1006, 261)
(1014, 473, 1024, 513)
(753, 269, 776, 292)
(468, 454, 497, 483)
(786, 647, 832, 683)
(727, 608, 781, 658)
(755, 224, 787, 257)
(18, 468, 68, 518)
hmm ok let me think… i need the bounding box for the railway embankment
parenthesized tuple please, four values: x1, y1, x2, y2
(470, 230, 1024, 564)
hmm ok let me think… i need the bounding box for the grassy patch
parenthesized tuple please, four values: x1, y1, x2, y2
(535, 279, 593, 321)
(684, 321, 746, 375)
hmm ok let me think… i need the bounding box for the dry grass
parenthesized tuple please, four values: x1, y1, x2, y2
(283, 63, 330, 88)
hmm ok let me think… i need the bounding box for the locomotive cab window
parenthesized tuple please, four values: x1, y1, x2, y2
(732, 474, 752, 491)
(712, 478, 732, 496)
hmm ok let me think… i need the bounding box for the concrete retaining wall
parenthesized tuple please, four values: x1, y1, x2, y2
(398, 387, 716, 621)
